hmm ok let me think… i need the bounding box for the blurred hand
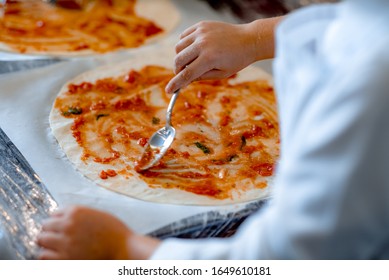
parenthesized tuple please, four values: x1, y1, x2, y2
(166, 17, 281, 93)
(37, 205, 160, 260)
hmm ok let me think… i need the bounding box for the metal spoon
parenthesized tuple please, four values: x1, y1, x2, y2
(136, 89, 180, 171)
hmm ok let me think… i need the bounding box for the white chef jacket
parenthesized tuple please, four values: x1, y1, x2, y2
(151, 0, 389, 259)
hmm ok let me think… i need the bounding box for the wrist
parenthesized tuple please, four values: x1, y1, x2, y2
(246, 16, 283, 61)
(125, 233, 161, 260)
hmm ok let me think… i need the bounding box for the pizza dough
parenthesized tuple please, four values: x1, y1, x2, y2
(49, 49, 279, 205)
(0, 0, 180, 56)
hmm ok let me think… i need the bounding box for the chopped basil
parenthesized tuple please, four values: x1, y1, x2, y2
(63, 107, 82, 116)
(195, 142, 210, 154)
(152, 116, 160, 125)
(96, 114, 109, 120)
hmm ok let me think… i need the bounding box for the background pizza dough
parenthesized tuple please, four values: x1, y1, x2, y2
(0, 0, 180, 56)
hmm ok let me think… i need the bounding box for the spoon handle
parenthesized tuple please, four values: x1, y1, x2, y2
(166, 89, 180, 126)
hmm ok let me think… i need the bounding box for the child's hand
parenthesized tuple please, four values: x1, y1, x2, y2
(166, 18, 280, 93)
(37, 205, 159, 260)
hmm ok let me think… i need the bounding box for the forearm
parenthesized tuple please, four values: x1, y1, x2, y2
(248, 16, 284, 61)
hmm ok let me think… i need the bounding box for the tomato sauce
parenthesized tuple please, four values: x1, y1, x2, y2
(54, 65, 280, 199)
(100, 169, 118, 180)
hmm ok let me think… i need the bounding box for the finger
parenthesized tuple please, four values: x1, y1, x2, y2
(166, 58, 210, 93)
(179, 24, 197, 39)
(165, 72, 186, 94)
(174, 43, 199, 74)
(175, 33, 195, 54)
(41, 216, 67, 233)
(51, 209, 66, 217)
(36, 232, 64, 251)
(38, 249, 64, 260)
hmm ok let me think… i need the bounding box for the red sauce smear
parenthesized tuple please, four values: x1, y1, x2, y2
(100, 169, 117, 180)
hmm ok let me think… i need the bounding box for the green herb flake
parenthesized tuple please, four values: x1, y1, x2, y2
(96, 114, 109, 121)
(63, 107, 82, 116)
(194, 142, 211, 154)
(152, 117, 160, 125)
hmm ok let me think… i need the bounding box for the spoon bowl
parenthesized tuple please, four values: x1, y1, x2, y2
(136, 90, 180, 171)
